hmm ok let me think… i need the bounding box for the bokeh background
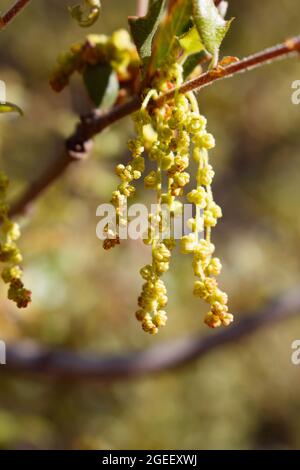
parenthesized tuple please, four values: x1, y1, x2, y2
(0, 0, 300, 450)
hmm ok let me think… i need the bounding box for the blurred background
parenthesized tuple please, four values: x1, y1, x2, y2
(0, 0, 300, 450)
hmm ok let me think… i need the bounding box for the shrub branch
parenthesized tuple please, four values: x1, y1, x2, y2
(3, 288, 300, 381)
(0, 0, 31, 30)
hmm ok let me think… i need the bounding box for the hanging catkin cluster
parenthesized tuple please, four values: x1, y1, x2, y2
(0, 172, 31, 308)
(105, 62, 233, 333)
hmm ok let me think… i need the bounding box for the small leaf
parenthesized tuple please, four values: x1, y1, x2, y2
(83, 63, 119, 108)
(128, 0, 166, 66)
(179, 25, 204, 55)
(69, 0, 101, 28)
(149, 0, 193, 74)
(0, 102, 23, 116)
(192, 0, 233, 66)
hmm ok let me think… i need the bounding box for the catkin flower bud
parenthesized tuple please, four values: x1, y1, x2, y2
(144, 171, 159, 189)
(194, 132, 216, 149)
(181, 234, 197, 254)
(153, 310, 168, 328)
(206, 257, 222, 276)
(187, 188, 206, 206)
(197, 165, 215, 186)
(1, 266, 22, 284)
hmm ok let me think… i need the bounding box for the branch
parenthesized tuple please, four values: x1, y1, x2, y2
(10, 35, 300, 217)
(0, 0, 31, 31)
(158, 35, 300, 104)
(9, 101, 139, 216)
(4, 288, 300, 381)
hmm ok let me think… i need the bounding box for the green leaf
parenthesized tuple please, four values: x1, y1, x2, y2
(179, 25, 204, 56)
(179, 25, 208, 79)
(0, 102, 23, 116)
(69, 0, 101, 28)
(128, 0, 166, 67)
(83, 63, 119, 108)
(183, 51, 207, 79)
(149, 0, 193, 73)
(192, 0, 233, 65)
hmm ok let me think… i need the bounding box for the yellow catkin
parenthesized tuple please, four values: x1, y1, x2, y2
(0, 172, 31, 308)
(105, 62, 233, 332)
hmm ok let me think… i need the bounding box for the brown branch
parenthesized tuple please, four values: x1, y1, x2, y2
(158, 35, 300, 104)
(4, 288, 300, 381)
(9, 100, 140, 216)
(9, 35, 300, 217)
(0, 0, 31, 30)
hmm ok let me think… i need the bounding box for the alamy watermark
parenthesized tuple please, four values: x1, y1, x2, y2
(291, 340, 300, 365)
(291, 80, 300, 105)
(0, 341, 6, 365)
(96, 202, 201, 241)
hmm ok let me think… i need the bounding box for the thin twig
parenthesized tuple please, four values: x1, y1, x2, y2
(0, 0, 31, 31)
(4, 288, 300, 381)
(157, 35, 300, 104)
(9, 101, 139, 216)
(9, 35, 300, 217)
